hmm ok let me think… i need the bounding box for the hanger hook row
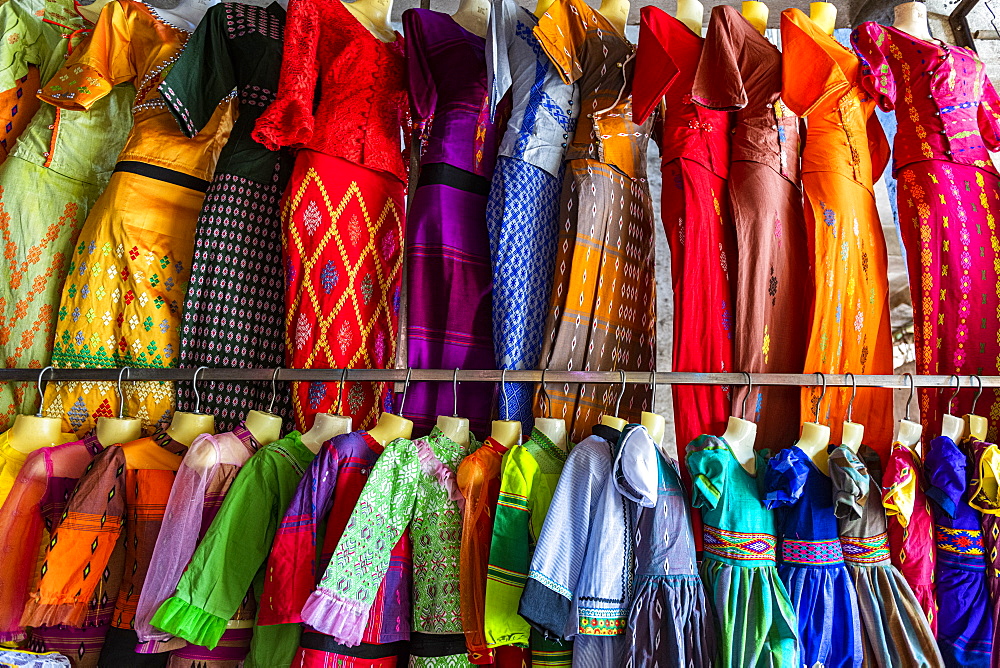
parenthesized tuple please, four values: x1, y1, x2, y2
(903, 372, 915, 421)
(947, 373, 961, 416)
(740, 372, 752, 421)
(192, 366, 208, 415)
(35, 366, 54, 418)
(814, 372, 827, 424)
(845, 372, 857, 424)
(614, 369, 626, 417)
(117, 367, 130, 420)
(397, 367, 412, 417)
(971, 374, 984, 415)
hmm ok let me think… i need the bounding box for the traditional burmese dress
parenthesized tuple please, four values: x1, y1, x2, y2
(484, 429, 573, 667)
(782, 9, 894, 453)
(163, 2, 292, 429)
(969, 440, 1000, 668)
(252, 0, 408, 433)
(852, 24, 1000, 440)
(633, 7, 734, 466)
(533, 0, 655, 441)
(302, 429, 477, 665)
(403, 9, 499, 435)
(829, 445, 943, 668)
(685, 436, 797, 668)
(0, 428, 75, 504)
(0, 0, 132, 429)
(617, 426, 715, 667)
(39, 0, 234, 437)
(152, 432, 314, 668)
(485, 0, 578, 427)
(765, 446, 863, 668)
(926, 435, 993, 667)
(692, 5, 808, 450)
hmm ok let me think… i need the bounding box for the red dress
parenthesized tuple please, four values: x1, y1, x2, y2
(253, 0, 409, 432)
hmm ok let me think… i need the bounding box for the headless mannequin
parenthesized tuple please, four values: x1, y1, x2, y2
(640, 411, 666, 449)
(842, 421, 865, 454)
(96, 417, 142, 448)
(145, 0, 221, 32)
(722, 416, 758, 475)
(797, 420, 832, 475)
(452, 0, 490, 38)
(167, 412, 216, 448)
(941, 412, 965, 443)
(491, 420, 522, 449)
(964, 413, 989, 442)
(598, 0, 629, 36)
(676, 0, 704, 36)
(301, 413, 353, 454)
(895, 418, 923, 449)
(244, 409, 283, 447)
(741, 0, 768, 34)
(534, 417, 569, 450)
(368, 411, 413, 446)
(343, 0, 397, 43)
(77, 0, 116, 23)
(8, 415, 66, 453)
(809, 1, 836, 35)
(600, 413, 628, 432)
(436, 415, 471, 447)
(534, 0, 555, 18)
(893, 1, 932, 40)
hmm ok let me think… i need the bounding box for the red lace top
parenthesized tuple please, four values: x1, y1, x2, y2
(252, 0, 409, 183)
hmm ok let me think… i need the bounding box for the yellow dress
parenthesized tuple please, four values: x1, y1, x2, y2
(0, 428, 75, 505)
(39, 0, 233, 436)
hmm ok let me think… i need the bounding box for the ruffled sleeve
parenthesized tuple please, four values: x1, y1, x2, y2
(924, 436, 967, 519)
(969, 442, 1000, 514)
(684, 435, 728, 510)
(631, 6, 681, 125)
(828, 445, 870, 521)
(692, 5, 747, 112)
(763, 447, 810, 509)
(978, 74, 1000, 153)
(533, 0, 589, 86)
(779, 8, 850, 119)
(851, 21, 896, 112)
(882, 446, 917, 528)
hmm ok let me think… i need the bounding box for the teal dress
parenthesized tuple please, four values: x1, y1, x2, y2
(685, 435, 798, 667)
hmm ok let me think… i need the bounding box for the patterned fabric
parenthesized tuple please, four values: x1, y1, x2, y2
(303, 429, 476, 645)
(282, 152, 404, 432)
(840, 533, 891, 565)
(162, 2, 291, 429)
(0, 649, 70, 667)
(969, 440, 1000, 668)
(936, 527, 987, 558)
(0, 67, 41, 163)
(152, 432, 313, 668)
(685, 436, 797, 668)
(781, 538, 846, 565)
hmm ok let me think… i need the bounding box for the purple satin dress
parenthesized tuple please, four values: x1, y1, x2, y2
(403, 9, 500, 434)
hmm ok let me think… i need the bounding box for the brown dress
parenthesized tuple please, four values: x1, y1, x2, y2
(692, 5, 809, 450)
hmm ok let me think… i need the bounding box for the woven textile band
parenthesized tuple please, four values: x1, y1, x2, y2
(703, 525, 777, 562)
(781, 538, 845, 566)
(840, 532, 891, 565)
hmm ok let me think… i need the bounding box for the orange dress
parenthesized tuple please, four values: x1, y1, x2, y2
(781, 9, 894, 456)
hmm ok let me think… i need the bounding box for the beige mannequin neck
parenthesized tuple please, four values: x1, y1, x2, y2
(9, 414, 66, 453)
(893, 1, 932, 41)
(600, 414, 628, 431)
(244, 409, 283, 447)
(78, 0, 115, 23)
(368, 412, 413, 446)
(534, 0, 555, 18)
(96, 417, 142, 448)
(842, 421, 865, 454)
(741, 0, 768, 34)
(894, 418, 923, 448)
(147, 0, 220, 32)
(343, 0, 397, 43)
(534, 417, 568, 451)
(452, 0, 490, 38)
(675, 0, 703, 36)
(809, 1, 836, 35)
(941, 413, 965, 443)
(167, 411, 215, 447)
(722, 416, 757, 474)
(301, 413, 352, 454)
(598, 0, 629, 36)
(490, 420, 522, 449)
(797, 421, 832, 475)
(640, 411, 665, 448)
(436, 415, 471, 447)
(964, 413, 989, 442)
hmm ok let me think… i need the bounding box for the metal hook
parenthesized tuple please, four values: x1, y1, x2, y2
(266, 368, 280, 414)
(397, 368, 412, 416)
(35, 366, 53, 418)
(453, 368, 460, 418)
(845, 372, 857, 423)
(947, 374, 961, 416)
(539, 368, 552, 419)
(613, 370, 626, 417)
(813, 372, 827, 423)
(971, 375, 984, 415)
(336, 368, 348, 415)
(192, 366, 208, 415)
(117, 367, 130, 419)
(903, 372, 915, 421)
(740, 372, 752, 420)
(649, 370, 657, 414)
(500, 369, 511, 420)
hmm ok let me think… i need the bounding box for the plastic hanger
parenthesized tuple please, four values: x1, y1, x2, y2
(940, 374, 965, 444)
(798, 372, 832, 474)
(243, 368, 285, 447)
(640, 371, 666, 448)
(9, 367, 67, 452)
(841, 372, 865, 454)
(534, 368, 569, 451)
(95, 367, 142, 447)
(166, 366, 216, 447)
(301, 368, 353, 454)
(368, 368, 414, 446)
(600, 370, 628, 432)
(894, 372, 922, 449)
(435, 368, 471, 447)
(490, 370, 522, 449)
(963, 375, 988, 442)
(722, 372, 758, 474)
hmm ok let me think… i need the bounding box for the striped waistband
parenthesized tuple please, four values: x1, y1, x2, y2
(113, 161, 211, 192)
(841, 532, 890, 565)
(703, 525, 777, 562)
(417, 162, 490, 196)
(936, 525, 986, 570)
(781, 538, 845, 566)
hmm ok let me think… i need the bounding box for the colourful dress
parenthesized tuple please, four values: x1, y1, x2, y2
(485, 0, 578, 427)
(882, 440, 937, 631)
(152, 432, 313, 668)
(403, 8, 499, 435)
(685, 435, 797, 668)
(39, 0, 235, 436)
(0, 0, 132, 428)
(852, 23, 1000, 441)
(252, 0, 408, 433)
(829, 444, 943, 667)
(764, 445, 863, 668)
(633, 7, 735, 468)
(925, 435, 992, 667)
(302, 429, 476, 665)
(163, 2, 292, 430)
(970, 440, 1000, 668)
(692, 5, 809, 450)
(484, 429, 572, 667)
(781, 9, 894, 453)
(532, 0, 655, 441)
(0, 67, 41, 163)
(617, 426, 714, 667)
(0, 428, 76, 504)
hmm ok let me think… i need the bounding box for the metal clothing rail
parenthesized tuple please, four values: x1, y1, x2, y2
(1, 368, 999, 389)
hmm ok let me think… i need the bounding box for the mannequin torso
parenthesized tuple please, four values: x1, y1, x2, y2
(534, 0, 555, 18)
(534, 417, 569, 450)
(490, 420, 522, 449)
(9, 415, 67, 452)
(436, 416, 471, 447)
(640, 411, 666, 449)
(842, 421, 865, 453)
(741, 0, 768, 34)
(796, 421, 832, 474)
(368, 411, 414, 446)
(145, 0, 221, 32)
(809, 1, 836, 35)
(894, 418, 923, 448)
(675, 0, 703, 36)
(344, 0, 398, 43)
(301, 413, 353, 453)
(941, 413, 965, 443)
(452, 0, 490, 38)
(78, 0, 117, 24)
(722, 416, 757, 474)
(964, 413, 989, 441)
(893, 1, 932, 40)
(244, 409, 283, 447)
(600, 414, 628, 431)
(598, 0, 629, 36)
(96, 417, 143, 448)
(166, 412, 216, 448)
